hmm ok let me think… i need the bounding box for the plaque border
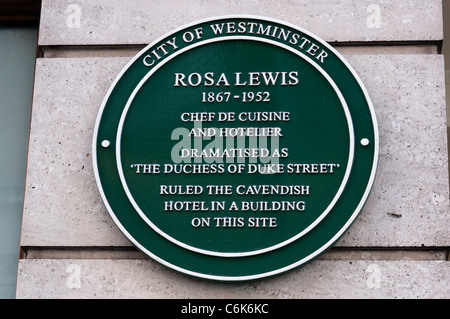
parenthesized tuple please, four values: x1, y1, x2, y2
(93, 15, 379, 281)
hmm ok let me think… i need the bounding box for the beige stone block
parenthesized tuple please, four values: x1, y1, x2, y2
(340, 55, 449, 247)
(21, 57, 132, 247)
(39, 0, 443, 46)
(20, 55, 449, 248)
(15, 259, 450, 298)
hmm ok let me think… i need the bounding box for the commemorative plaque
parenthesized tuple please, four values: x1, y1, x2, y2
(93, 16, 378, 281)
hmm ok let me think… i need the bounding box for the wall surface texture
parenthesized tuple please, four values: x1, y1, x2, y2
(16, 0, 449, 298)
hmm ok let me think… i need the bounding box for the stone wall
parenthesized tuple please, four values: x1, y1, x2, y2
(16, 0, 449, 298)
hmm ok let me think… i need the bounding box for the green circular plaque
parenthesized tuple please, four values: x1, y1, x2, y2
(93, 16, 378, 281)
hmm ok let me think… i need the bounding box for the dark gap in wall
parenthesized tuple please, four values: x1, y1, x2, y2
(0, 0, 42, 26)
